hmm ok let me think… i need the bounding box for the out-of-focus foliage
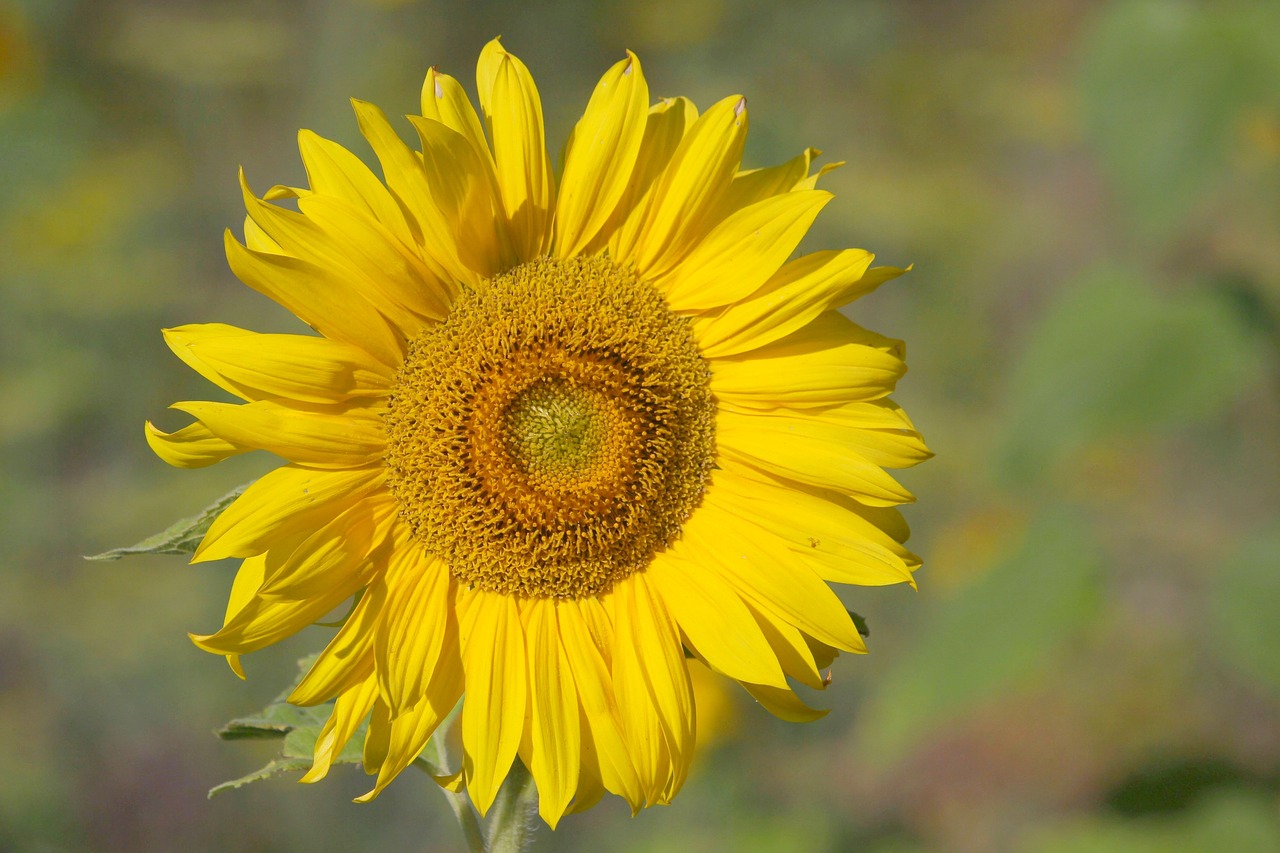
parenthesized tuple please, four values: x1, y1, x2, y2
(1026, 792, 1280, 853)
(3, 0, 1278, 851)
(1079, 0, 1280, 240)
(856, 511, 1102, 766)
(998, 267, 1263, 483)
(1213, 528, 1280, 697)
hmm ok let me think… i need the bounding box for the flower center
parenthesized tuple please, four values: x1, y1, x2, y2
(384, 256, 715, 599)
(503, 379, 613, 480)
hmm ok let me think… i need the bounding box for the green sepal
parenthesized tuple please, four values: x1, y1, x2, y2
(86, 484, 248, 561)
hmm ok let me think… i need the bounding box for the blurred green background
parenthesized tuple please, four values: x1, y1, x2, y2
(3, 0, 1279, 850)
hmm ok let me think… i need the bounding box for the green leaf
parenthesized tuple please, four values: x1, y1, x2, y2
(998, 268, 1264, 485)
(284, 721, 368, 765)
(207, 759, 314, 798)
(281, 726, 326, 760)
(85, 484, 248, 561)
(856, 511, 1101, 765)
(209, 654, 368, 797)
(216, 701, 331, 741)
(1211, 527, 1280, 695)
(215, 653, 321, 741)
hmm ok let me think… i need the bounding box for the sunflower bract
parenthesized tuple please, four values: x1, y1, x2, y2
(148, 38, 929, 827)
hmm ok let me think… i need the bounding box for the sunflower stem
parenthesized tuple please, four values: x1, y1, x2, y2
(485, 761, 538, 853)
(443, 790, 486, 853)
(420, 733, 485, 853)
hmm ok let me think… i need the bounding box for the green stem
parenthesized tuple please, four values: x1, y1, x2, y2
(485, 760, 539, 853)
(419, 736, 485, 853)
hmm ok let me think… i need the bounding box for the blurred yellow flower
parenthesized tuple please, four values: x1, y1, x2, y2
(688, 659, 742, 754)
(147, 38, 927, 825)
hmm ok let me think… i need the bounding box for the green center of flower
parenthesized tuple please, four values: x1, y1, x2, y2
(504, 379, 611, 481)
(384, 256, 715, 599)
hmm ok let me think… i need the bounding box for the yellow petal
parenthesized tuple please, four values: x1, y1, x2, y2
(606, 589, 669, 805)
(406, 115, 511, 276)
(350, 98, 474, 285)
(301, 674, 380, 784)
(296, 192, 453, 322)
(171, 400, 384, 470)
(739, 597, 826, 689)
(526, 599, 581, 828)
(164, 324, 392, 406)
(257, 495, 395, 601)
(163, 322, 257, 400)
(795, 160, 845, 191)
(263, 183, 304, 201)
(376, 551, 452, 716)
(422, 68, 493, 175)
(577, 594, 616, 668)
(564, 727, 609, 815)
(290, 580, 384, 705)
(357, 623, 465, 802)
(240, 170, 432, 338)
(554, 51, 648, 257)
(660, 189, 831, 312)
(297, 129, 416, 248)
(221, 554, 267, 678)
(362, 699, 392, 776)
(243, 214, 284, 253)
(194, 465, 384, 563)
(557, 600, 644, 811)
(716, 409, 914, 507)
(433, 767, 465, 793)
(646, 549, 788, 688)
(721, 147, 820, 213)
(608, 96, 698, 260)
(741, 682, 829, 723)
(712, 466, 918, 587)
(476, 39, 554, 261)
(612, 574, 694, 804)
(144, 419, 247, 469)
(191, 572, 361, 656)
(709, 311, 907, 408)
(691, 250, 900, 358)
(459, 589, 527, 814)
(629, 94, 748, 279)
(422, 68, 510, 259)
(682, 503, 866, 653)
(807, 635, 841, 671)
(758, 403, 932, 469)
(224, 230, 403, 368)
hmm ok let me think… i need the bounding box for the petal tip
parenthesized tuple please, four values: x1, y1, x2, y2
(352, 787, 381, 804)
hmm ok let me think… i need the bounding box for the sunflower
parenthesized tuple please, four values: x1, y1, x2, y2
(146, 39, 928, 825)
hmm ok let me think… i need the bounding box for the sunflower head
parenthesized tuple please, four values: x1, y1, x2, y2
(148, 37, 928, 827)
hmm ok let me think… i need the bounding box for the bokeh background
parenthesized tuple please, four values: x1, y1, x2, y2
(4, 0, 1279, 850)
